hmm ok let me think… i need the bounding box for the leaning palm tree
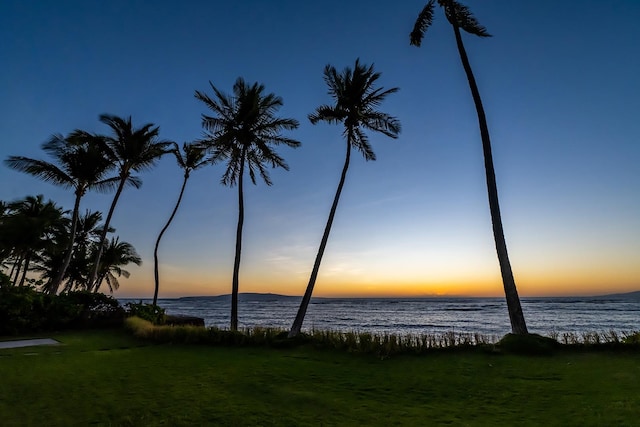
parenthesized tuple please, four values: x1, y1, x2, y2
(411, 0, 528, 334)
(4, 132, 116, 293)
(88, 114, 172, 289)
(288, 59, 400, 338)
(152, 142, 208, 306)
(195, 78, 300, 331)
(93, 237, 142, 293)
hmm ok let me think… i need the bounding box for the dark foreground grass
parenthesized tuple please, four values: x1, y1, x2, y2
(0, 329, 638, 426)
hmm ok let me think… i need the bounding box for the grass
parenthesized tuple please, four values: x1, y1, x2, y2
(0, 328, 639, 426)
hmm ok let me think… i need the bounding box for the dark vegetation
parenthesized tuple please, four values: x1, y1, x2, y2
(0, 286, 124, 335)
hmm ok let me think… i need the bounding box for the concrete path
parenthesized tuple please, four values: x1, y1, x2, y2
(0, 338, 60, 349)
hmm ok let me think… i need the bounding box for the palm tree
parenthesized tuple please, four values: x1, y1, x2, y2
(288, 59, 400, 338)
(153, 142, 209, 306)
(93, 237, 142, 293)
(411, 0, 528, 334)
(37, 210, 109, 293)
(4, 132, 116, 293)
(195, 78, 300, 331)
(2, 195, 66, 287)
(88, 114, 172, 289)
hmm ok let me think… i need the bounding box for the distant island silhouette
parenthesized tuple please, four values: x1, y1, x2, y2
(172, 291, 640, 301)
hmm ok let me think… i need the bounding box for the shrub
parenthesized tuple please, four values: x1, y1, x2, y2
(124, 302, 166, 325)
(622, 331, 640, 345)
(0, 271, 11, 288)
(0, 287, 125, 335)
(497, 333, 560, 355)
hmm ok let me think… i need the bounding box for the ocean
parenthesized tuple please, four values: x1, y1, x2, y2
(121, 293, 640, 337)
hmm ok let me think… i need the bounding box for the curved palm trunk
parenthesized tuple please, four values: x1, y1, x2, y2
(50, 191, 82, 294)
(231, 151, 246, 331)
(8, 259, 17, 284)
(289, 139, 352, 338)
(18, 253, 31, 287)
(89, 175, 127, 291)
(153, 173, 190, 306)
(451, 23, 528, 334)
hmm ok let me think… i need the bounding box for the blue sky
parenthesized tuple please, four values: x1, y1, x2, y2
(1, 0, 639, 298)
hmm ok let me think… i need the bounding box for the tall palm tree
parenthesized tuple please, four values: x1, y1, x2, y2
(195, 78, 300, 331)
(4, 132, 116, 293)
(152, 142, 209, 306)
(288, 59, 400, 338)
(88, 114, 172, 289)
(93, 237, 142, 293)
(411, 0, 528, 334)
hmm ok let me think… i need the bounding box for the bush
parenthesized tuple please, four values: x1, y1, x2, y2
(0, 287, 125, 335)
(0, 271, 11, 288)
(125, 302, 166, 325)
(622, 332, 640, 345)
(497, 333, 560, 355)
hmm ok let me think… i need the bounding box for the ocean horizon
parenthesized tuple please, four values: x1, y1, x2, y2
(121, 292, 640, 337)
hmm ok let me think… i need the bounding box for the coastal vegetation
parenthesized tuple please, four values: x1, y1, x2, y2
(1, 327, 638, 426)
(0, 194, 137, 294)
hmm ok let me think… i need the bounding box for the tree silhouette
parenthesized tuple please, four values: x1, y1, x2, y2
(1, 195, 66, 287)
(93, 237, 142, 293)
(88, 115, 171, 291)
(411, 0, 528, 334)
(4, 132, 116, 293)
(195, 78, 300, 331)
(288, 59, 400, 338)
(153, 142, 209, 306)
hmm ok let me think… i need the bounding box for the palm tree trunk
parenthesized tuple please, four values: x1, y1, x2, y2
(153, 173, 189, 306)
(231, 153, 246, 331)
(18, 254, 31, 287)
(451, 23, 528, 334)
(11, 254, 24, 286)
(89, 175, 127, 290)
(289, 138, 352, 338)
(51, 191, 82, 294)
(9, 254, 21, 284)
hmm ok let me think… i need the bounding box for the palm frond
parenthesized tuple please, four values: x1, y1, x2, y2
(445, 0, 491, 37)
(91, 176, 122, 193)
(351, 128, 376, 161)
(309, 105, 346, 125)
(125, 175, 143, 189)
(411, 0, 436, 46)
(4, 156, 74, 187)
(362, 112, 402, 139)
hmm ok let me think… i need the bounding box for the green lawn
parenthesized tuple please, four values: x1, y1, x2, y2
(0, 329, 638, 426)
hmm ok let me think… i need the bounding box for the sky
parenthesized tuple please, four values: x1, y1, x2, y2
(1, 0, 639, 299)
